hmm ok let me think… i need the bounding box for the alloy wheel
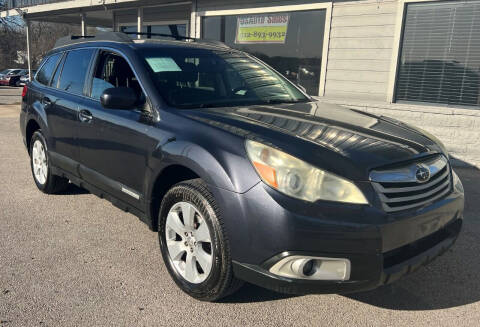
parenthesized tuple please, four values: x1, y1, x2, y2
(165, 201, 213, 284)
(32, 140, 47, 185)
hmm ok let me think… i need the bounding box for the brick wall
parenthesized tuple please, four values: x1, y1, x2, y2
(317, 98, 480, 168)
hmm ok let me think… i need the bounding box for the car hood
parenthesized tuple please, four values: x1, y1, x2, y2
(182, 101, 444, 181)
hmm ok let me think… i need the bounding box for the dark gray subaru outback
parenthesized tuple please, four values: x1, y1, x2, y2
(20, 32, 464, 301)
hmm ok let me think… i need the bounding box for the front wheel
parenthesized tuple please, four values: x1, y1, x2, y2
(158, 179, 243, 301)
(30, 130, 69, 194)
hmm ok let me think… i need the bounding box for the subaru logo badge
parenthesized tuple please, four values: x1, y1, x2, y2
(415, 165, 430, 183)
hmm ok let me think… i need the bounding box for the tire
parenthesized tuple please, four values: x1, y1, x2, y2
(158, 179, 243, 301)
(30, 130, 69, 194)
(15, 80, 20, 87)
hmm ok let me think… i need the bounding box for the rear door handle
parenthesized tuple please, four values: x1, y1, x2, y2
(79, 109, 93, 123)
(42, 97, 52, 106)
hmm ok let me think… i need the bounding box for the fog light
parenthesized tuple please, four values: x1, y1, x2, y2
(302, 259, 315, 276)
(269, 255, 350, 281)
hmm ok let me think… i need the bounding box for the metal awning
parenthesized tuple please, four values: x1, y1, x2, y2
(1, 0, 193, 81)
(1, 0, 192, 25)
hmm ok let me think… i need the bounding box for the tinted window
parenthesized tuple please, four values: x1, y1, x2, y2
(121, 25, 147, 38)
(36, 53, 61, 85)
(51, 55, 66, 88)
(58, 49, 95, 95)
(140, 48, 309, 109)
(120, 24, 187, 39)
(396, 0, 480, 107)
(202, 10, 326, 95)
(149, 24, 187, 38)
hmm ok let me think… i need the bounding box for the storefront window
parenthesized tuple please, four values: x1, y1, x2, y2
(396, 0, 480, 107)
(120, 25, 146, 35)
(202, 10, 326, 95)
(121, 24, 187, 38)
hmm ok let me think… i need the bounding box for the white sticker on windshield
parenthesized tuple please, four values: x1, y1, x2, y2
(146, 57, 182, 72)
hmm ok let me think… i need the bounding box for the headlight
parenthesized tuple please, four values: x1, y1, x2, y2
(245, 140, 368, 204)
(452, 170, 464, 193)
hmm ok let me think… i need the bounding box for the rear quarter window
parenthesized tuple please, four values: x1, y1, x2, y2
(36, 53, 61, 86)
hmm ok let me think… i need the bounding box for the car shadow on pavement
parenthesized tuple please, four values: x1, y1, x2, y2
(60, 183, 90, 195)
(347, 166, 480, 310)
(220, 283, 298, 303)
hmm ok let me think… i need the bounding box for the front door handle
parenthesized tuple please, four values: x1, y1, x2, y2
(79, 109, 93, 123)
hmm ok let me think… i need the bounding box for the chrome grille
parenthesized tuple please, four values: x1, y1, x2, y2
(370, 155, 451, 212)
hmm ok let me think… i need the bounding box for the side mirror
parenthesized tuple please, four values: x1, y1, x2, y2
(100, 87, 138, 110)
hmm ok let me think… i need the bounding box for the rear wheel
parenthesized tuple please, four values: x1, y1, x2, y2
(30, 130, 69, 194)
(158, 179, 243, 301)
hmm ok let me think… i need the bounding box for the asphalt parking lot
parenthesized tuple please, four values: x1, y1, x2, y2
(0, 86, 22, 105)
(1, 89, 480, 326)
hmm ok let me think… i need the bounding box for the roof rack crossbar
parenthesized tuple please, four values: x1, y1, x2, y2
(70, 35, 95, 40)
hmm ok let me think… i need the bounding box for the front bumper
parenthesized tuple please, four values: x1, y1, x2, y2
(233, 217, 461, 294)
(210, 174, 464, 294)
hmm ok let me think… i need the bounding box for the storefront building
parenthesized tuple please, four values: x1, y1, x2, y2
(2, 0, 480, 167)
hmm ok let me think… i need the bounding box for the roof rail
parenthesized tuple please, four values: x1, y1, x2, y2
(54, 32, 133, 48)
(195, 39, 229, 48)
(53, 31, 230, 49)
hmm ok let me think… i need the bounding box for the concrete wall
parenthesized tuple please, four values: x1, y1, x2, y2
(324, 0, 397, 101)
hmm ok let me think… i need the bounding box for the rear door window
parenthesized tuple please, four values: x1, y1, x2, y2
(58, 49, 95, 96)
(36, 53, 61, 86)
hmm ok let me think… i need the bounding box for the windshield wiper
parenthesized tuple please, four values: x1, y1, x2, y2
(262, 98, 310, 105)
(176, 98, 310, 109)
(176, 102, 231, 109)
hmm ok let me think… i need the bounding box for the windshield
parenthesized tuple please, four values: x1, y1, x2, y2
(140, 48, 309, 109)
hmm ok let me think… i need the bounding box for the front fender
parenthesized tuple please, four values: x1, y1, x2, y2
(162, 140, 236, 190)
(144, 138, 259, 237)
(147, 138, 259, 195)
